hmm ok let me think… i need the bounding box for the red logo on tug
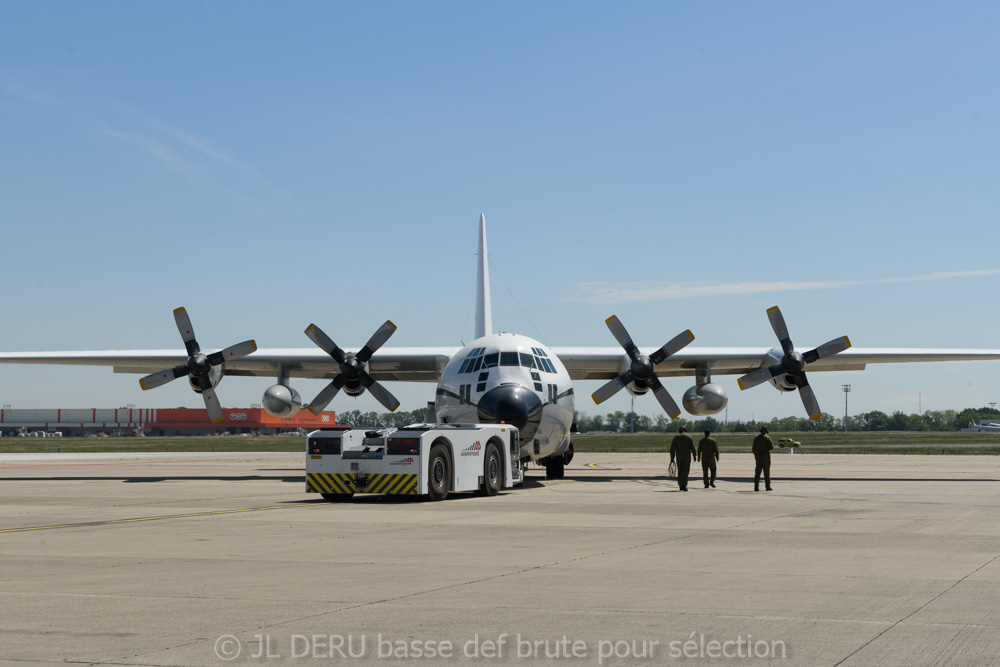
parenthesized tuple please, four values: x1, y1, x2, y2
(390, 457, 415, 466)
(461, 441, 482, 457)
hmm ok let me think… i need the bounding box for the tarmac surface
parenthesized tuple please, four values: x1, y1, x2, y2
(2, 451, 1000, 666)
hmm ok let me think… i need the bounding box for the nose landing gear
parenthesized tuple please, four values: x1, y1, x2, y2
(538, 442, 573, 480)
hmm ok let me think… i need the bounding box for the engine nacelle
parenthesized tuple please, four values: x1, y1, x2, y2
(760, 347, 797, 392)
(768, 376, 797, 392)
(682, 383, 728, 416)
(343, 380, 365, 398)
(616, 356, 650, 397)
(189, 365, 223, 393)
(262, 384, 302, 418)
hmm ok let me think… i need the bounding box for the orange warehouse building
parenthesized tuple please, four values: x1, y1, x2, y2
(0, 407, 341, 437)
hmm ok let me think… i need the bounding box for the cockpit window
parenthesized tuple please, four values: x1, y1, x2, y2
(483, 352, 499, 368)
(519, 352, 535, 368)
(458, 348, 487, 373)
(500, 351, 519, 366)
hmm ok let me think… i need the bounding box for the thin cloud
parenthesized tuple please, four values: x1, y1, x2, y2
(100, 126, 202, 172)
(146, 119, 292, 202)
(147, 120, 248, 169)
(568, 269, 1000, 304)
(3, 82, 289, 203)
(2, 82, 59, 106)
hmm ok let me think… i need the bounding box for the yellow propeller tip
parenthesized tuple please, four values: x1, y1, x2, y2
(211, 416, 225, 424)
(809, 413, 822, 421)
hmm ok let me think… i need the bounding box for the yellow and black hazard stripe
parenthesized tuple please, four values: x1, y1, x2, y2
(367, 473, 418, 495)
(306, 472, 355, 495)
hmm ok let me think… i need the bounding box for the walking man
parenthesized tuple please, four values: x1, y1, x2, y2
(698, 429, 720, 488)
(670, 426, 697, 491)
(752, 426, 773, 491)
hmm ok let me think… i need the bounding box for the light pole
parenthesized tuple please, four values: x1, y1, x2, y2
(842, 384, 852, 432)
(630, 394, 635, 434)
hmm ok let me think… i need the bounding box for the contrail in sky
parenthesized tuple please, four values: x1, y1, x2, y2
(568, 269, 1000, 304)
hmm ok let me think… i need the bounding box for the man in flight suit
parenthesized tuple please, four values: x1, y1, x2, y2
(698, 429, 720, 488)
(670, 426, 697, 491)
(752, 426, 773, 491)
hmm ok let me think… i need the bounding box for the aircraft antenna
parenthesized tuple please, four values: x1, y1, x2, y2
(488, 255, 547, 346)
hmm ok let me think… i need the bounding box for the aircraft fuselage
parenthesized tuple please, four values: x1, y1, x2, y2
(435, 332, 574, 461)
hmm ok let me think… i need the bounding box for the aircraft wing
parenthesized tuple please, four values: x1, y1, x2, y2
(0, 347, 460, 382)
(551, 346, 1000, 381)
(5, 345, 1000, 383)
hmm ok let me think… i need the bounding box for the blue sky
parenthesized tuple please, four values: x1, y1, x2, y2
(1, 1, 998, 422)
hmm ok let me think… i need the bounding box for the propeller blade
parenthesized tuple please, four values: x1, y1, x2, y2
(173, 307, 200, 356)
(201, 386, 224, 423)
(648, 377, 681, 419)
(207, 340, 258, 366)
(796, 379, 823, 420)
(360, 373, 401, 412)
(356, 320, 397, 363)
(766, 305, 789, 341)
(307, 375, 346, 415)
(649, 329, 695, 365)
(737, 364, 783, 391)
(745, 306, 847, 420)
(592, 373, 632, 405)
(766, 305, 796, 355)
(803, 336, 852, 364)
(605, 315, 640, 359)
(304, 323, 347, 364)
(139, 365, 188, 391)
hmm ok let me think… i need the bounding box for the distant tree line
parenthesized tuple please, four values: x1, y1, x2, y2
(336, 408, 430, 429)
(573, 407, 1000, 434)
(335, 406, 1000, 433)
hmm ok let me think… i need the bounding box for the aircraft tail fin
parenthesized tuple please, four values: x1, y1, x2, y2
(475, 213, 493, 338)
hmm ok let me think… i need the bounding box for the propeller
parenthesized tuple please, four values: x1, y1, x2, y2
(736, 305, 851, 420)
(304, 320, 401, 414)
(138, 307, 257, 423)
(591, 315, 695, 419)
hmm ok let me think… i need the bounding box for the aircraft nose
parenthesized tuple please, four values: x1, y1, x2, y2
(477, 384, 543, 441)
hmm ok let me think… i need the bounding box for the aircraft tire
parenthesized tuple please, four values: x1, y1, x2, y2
(321, 493, 353, 502)
(563, 442, 574, 465)
(428, 443, 451, 501)
(545, 457, 564, 480)
(478, 442, 502, 497)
